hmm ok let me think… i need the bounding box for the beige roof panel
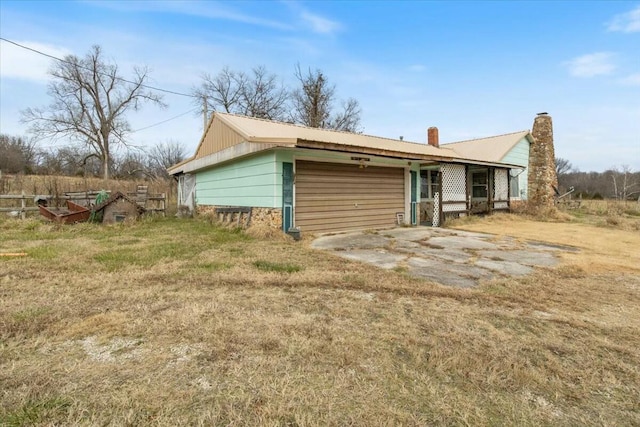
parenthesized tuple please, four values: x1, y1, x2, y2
(169, 113, 530, 174)
(217, 113, 460, 159)
(442, 130, 532, 163)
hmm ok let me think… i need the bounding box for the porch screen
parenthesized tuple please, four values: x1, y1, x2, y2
(494, 169, 509, 210)
(441, 164, 467, 213)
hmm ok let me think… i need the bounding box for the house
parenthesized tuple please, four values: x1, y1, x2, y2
(169, 112, 546, 235)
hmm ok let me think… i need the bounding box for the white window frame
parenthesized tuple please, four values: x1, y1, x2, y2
(420, 170, 439, 200)
(509, 175, 520, 198)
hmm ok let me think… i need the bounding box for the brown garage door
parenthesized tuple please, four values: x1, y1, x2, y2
(295, 160, 405, 233)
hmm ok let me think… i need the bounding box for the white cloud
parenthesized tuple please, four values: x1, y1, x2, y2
(607, 5, 640, 33)
(620, 72, 640, 86)
(300, 11, 342, 34)
(564, 52, 616, 77)
(85, 0, 293, 31)
(0, 40, 71, 83)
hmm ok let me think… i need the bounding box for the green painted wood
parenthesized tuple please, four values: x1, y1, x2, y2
(501, 137, 529, 167)
(410, 170, 417, 225)
(282, 162, 293, 231)
(195, 152, 278, 208)
(501, 137, 530, 200)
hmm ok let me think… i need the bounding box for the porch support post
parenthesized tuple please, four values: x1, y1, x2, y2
(488, 167, 494, 214)
(465, 165, 470, 213)
(438, 168, 444, 226)
(507, 169, 511, 211)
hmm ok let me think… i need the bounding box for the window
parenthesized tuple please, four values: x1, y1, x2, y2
(472, 171, 488, 198)
(420, 171, 429, 199)
(420, 170, 440, 199)
(430, 172, 439, 198)
(509, 175, 520, 198)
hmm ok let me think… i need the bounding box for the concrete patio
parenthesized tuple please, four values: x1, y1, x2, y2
(311, 227, 574, 287)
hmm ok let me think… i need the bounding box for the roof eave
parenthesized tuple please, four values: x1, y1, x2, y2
(169, 141, 293, 175)
(167, 155, 196, 175)
(296, 139, 457, 161)
(524, 132, 534, 143)
(434, 158, 527, 169)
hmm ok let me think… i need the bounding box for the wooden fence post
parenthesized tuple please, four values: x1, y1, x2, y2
(21, 191, 26, 220)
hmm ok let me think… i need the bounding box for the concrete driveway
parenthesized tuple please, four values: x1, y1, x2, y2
(311, 227, 572, 287)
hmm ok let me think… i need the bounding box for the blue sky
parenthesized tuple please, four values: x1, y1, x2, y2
(1, 0, 638, 171)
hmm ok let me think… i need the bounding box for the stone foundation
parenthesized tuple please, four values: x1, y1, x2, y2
(196, 205, 250, 227)
(196, 205, 282, 230)
(196, 205, 217, 217)
(250, 207, 283, 230)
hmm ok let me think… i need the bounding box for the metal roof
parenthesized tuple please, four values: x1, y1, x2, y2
(441, 130, 533, 163)
(169, 113, 529, 174)
(217, 113, 459, 159)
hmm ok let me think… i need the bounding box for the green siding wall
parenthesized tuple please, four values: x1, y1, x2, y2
(501, 137, 529, 199)
(501, 138, 529, 167)
(195, 152, 279, 208)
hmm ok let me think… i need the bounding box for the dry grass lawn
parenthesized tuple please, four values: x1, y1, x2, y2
(1, 210, 639, 425)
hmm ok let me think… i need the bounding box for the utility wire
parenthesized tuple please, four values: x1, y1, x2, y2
(0, 37, 197, 98)
(133, 108, 199, 132)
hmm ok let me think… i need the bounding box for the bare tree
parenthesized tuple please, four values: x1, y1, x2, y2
(113, 150, 151, 179)
(555, 157, 574, 177)
(610, 165, 639, 200)
(193, 65, 288, 122)
(290, 64, 361, 132)
(238, 66, 288, 120)
(193, 66, 246, 116)
(0, 134, 39, 174)
(555, 157, 575, 191)
(37, 145, 101, 176)
(21, 45, 165, 180)
(290, 65, 334, 128)
(328, 97, 362, 132)
(147, 140, 187, 179)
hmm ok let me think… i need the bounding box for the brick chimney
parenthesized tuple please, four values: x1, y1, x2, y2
(428, 127, 439, 148)
(528, 113, 558, 209)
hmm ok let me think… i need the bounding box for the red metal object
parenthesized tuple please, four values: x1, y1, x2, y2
(38, 200, 91, 224)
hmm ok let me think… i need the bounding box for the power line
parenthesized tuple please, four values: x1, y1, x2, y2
(0, 37, 197, 98)
(133, 108, 199, 132)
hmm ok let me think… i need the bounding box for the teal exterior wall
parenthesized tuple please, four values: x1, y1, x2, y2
(410, 162, 421, 208)
(501, 137, 529, 166)
(501, 137, 530, 200)
(195, 152, 279, 208)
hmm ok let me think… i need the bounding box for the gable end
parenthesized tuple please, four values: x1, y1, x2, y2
(194, 115, 247, 160)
